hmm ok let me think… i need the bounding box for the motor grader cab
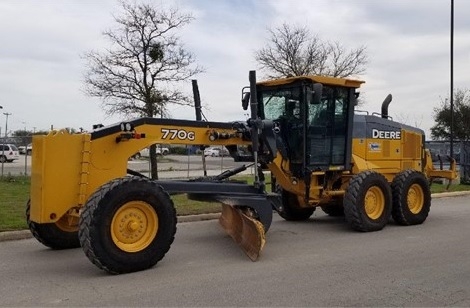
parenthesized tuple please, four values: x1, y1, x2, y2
(256, 73, 456, 226)
(27, 70, 457, 274)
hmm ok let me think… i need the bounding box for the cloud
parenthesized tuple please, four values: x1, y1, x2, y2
(0, 0, 469, 140)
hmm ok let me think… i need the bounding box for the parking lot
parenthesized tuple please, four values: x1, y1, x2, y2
(1, 153, 253, 179)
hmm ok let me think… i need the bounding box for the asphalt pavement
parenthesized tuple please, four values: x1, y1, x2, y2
(1, 194, 469, 306)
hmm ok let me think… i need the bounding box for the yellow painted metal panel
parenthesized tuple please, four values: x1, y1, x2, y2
(30, 122, 252, 223)
(30, 130, 88, 223)
(352, 138, 367, 160)
(258, 75, 364, 88)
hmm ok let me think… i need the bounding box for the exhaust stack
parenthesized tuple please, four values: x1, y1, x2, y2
(381, 94, 393, 119)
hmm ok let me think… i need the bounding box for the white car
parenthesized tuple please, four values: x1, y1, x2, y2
(0, 144, 20, 163)
(204, 146, 229, 157)
(18, 143, 33, 155)
(132, 145, 170, 159)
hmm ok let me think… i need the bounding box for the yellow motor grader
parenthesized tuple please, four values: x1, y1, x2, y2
(27, 70, 457, 274)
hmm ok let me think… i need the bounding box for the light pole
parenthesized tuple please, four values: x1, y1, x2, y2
(450, 0, 454, 158)
(1, 111, 11, 177)
(4, 112, 11, 139)
(0, 106, 2, 140)
(22, 121, 27, 175)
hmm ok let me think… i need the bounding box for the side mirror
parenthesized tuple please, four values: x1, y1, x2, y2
(309, 83, 323, 105)
(354, 92, 360, 106)
(242, 92, 250, 110)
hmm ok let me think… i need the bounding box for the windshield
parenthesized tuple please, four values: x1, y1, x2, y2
(257, 82, 351, 172)
(308, 86, 349, 127)
(261, 87, 302, 120)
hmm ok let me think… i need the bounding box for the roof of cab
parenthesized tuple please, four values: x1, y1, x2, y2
(257, 75, 365, 88)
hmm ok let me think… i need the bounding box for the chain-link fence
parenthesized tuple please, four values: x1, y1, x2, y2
(0, 140, 255, 180)
(425, 140, 464, 184)
(461, 141, 470, 184)
(0, 136, 32, 178)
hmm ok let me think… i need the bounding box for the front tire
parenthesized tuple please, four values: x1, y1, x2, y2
(79, 177, 177, 274)
(26, 200, 80, 249)
(391, 170, 431, 225)
(344, 171, 392, 232)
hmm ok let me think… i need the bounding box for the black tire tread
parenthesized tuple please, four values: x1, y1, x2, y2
(26, 200, 80, 249)
(343, 170, 392, 232)
(276, 185, 315, 221)
(79, 176, 177, 274)
(391, 170, 431, 225)
(321, 203, 345, 217)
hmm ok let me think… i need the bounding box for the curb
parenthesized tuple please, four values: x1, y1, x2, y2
(431, 191, 470, 198)
(0, 230, 32, 242)
(1, 192, 469, 243)
(0, 213, 221, 243)
(177, 213, 220, 223)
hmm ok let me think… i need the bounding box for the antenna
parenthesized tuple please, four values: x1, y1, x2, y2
(450, 0, 454, 158)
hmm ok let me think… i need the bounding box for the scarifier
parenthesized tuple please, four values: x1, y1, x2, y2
(27, 70, 457, 274)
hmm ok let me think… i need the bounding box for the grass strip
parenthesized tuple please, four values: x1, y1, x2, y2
(1, 175, 468, 232)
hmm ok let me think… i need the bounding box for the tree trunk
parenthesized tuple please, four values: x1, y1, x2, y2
(149, 144, 159, 180)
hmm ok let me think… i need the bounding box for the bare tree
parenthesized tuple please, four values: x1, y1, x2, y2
(84, 1, 203, 179)
(255, 23, 367, 79)
(393, 113, 423, 128)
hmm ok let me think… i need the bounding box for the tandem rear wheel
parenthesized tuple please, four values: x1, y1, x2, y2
(344, 170, 392, 232)
(344, 169, 431, 231)
(276, 185, 315, 221)
(391, 170, 431, 225)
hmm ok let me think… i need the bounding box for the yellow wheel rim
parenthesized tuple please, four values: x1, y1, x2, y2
(111, 201, 158, 252)
(407, 183, 424, 214)
(364, 186, 385, 220)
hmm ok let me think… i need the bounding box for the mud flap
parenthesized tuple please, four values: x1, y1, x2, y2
(219, 203, 266, 261)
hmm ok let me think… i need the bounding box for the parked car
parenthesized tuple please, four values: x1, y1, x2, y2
(204, 146, 229, 157)
(18, 143, 32, 155)
(131, 145, 170, 159)
(0, 144, 20, 163)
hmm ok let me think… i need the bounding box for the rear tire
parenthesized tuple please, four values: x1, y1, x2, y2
(79, 176, 177, 274)
(26, 200, 80, 249)
(344, 171, 392, 232)
(391, 170, 431, 225)
(276, 185, 315, 221)
(321, 202, 345, 217)
(0, 156, 6, 163)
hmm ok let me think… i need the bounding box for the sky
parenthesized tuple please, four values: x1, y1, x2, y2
(0, 0, 469, 139)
